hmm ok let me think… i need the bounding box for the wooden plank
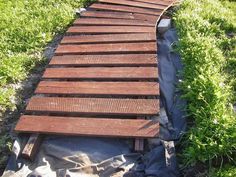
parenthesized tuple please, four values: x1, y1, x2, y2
(135, 117, 145, 151)
(80, 11, 158, 23)
(21, 134, 43, 160)
(67, 26, 155, 34)
(89, 3, 161, 16)
(49, 54, 157, 67)
(15, 115, 160, 138)
(35, 81, 159, 96)
(61, 33, 156, 44)
(26, 97, 160, 116)
(55, 42, 157, 55)
(135, 137, 144, 151)
(132, 0, 173, 6)
(73, 18, 154, 26)
(43, 67, 158, 80)
(98, 0, 167, 10)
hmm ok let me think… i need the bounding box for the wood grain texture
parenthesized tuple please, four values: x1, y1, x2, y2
(98, 0, 167, 10)
(49, 54, 157, 66)
(135, 116, 145, 151)
(61, 33, 156, 44)
(35, 81, 159, 96)
(15, 115, 159, 138)
(43, 67, 158, 80)
(80, 11, 158, 23)
(89, 3, 161, 16)
(67, 26, 155, 34)
(21, 134, 43, 160)
(26, 97, 160, 116)
(55, 42, 157, 55)
(13, 0, 175, 155)
(132, 0, 173, 6)
(73, 17, 154, 26)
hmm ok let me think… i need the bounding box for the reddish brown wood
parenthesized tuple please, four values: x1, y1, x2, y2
(135, 137, 144, 151)
(21, 134, 43, 160)
(15, 116, 160, 138)
(98, 0, 167, 10)
(133, 0, 173, 6)
(89, 3, 161, 16)
(61, 33, 155, 44)
(67, 26, 155, 34)
(13, 0, 174, 156)
(49, 54, 157, 67)
(74, 18, 154, 26)
(55, 42, 157, 55)
(135, 116, 145, 151)
(26, 97, 160, 116)
(43, 67, 158, 80)
(80, 11, 158, 23)
(35, 81, 159, 96)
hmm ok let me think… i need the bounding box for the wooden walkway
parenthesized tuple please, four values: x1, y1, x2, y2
(15, 0, 175, 159)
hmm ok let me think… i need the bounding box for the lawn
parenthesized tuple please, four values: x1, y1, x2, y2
(173, 0, 236, 176)
(0, 0, 93, 172)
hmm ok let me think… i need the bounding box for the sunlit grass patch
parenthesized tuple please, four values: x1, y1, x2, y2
(0, 0, 94, 114)
(173, 0, 236, 174)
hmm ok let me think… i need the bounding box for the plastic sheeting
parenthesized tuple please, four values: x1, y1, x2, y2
(3, 28, 186, 177)
(158, 29, 187, 141)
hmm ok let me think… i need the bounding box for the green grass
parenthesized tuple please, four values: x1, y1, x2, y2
(0, 0, 93, 114)
(173, 0, 236, 175)
(210, 166, 236, 177)
(0, 0, 93, 172)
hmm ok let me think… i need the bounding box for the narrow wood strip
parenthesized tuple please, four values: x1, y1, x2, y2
(132, 0, 173, 6)
(80, 11, 158, 23)
(15, 116, 160, 138)
(61, 33, 156, 44)
(55, 42, 157, 55)
(135, 137, 144, 151)
(74, 18, 154, 26)
(35, 81, 159, 96)
(67, 26, 155, 34)
(21, 134, 43, 160)
(89, 3, 161, 16)
(43, 67, 158, 80)
(135, 116, 145, 151)
(26, 97, 160, 116)
(98, 0, 167, 10)
(49, 54, 157, 67)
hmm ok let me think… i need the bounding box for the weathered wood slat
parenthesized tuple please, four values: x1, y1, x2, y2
(55, 42, 157, 55)
(132, 0, 173, 6)
(80, 11, 158, 23)
(49, 54, 157, 67)
(61, 33, 155, 44)
(26, 97, 160, 116)
(89, 3, 161, 16)
(135, 116, 145, 151)
(43, 67, 158, 80)
(67, 26, 155, 34)
(35, 81, 159, 96)
(98, 0, 167, 10)
(15, 116, 159, 138)
(21, 134, 43, 160)
(74, 18, 154, 26)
